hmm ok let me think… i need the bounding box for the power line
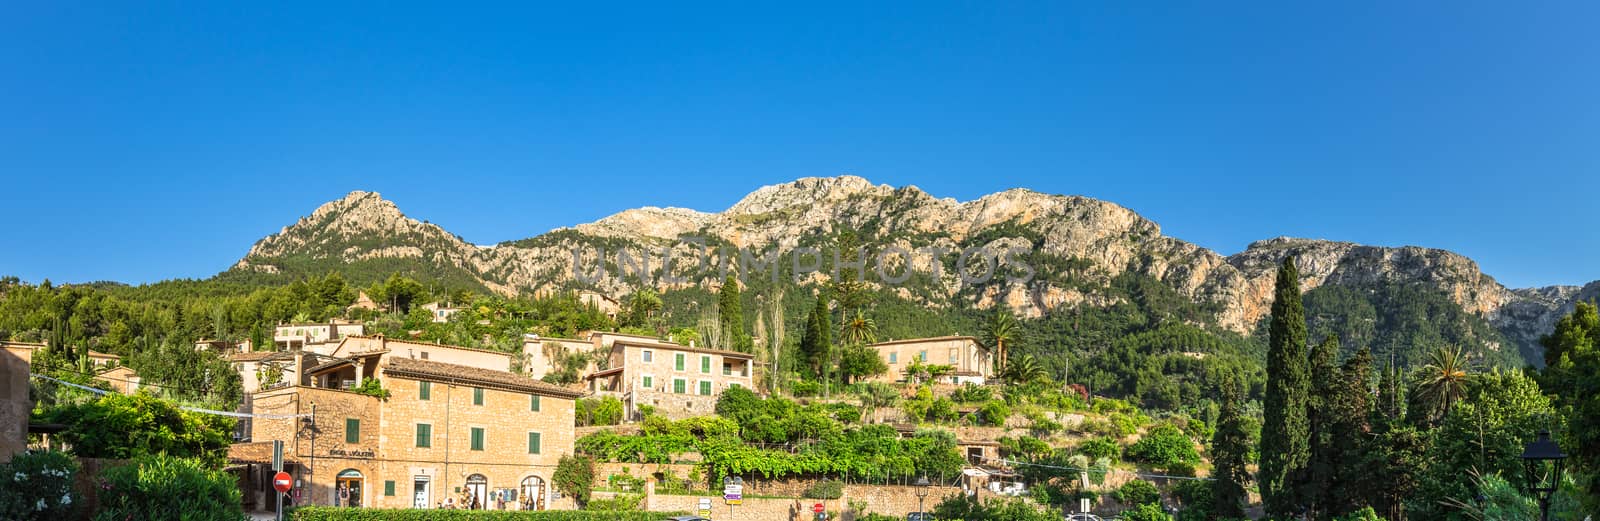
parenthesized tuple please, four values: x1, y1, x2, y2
(976, 455, 1213, 482)
(28, 373, 307, 420)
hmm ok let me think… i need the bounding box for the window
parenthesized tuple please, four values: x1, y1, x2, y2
(949, 348, 958, 364)
(642, 375, 654, 389)
(415, 424, 432, 448)
(673, 378, 686, 394)
(674, 353, 685, 371)
(642, 350, 653, 363)
(473, 387, 484, 405)
(700, 355, 711, 374)
(470, 427, 485, 451)
(420, 351, 429, 360)
(527, 432, 542, 454)
(531, 394, 541, 412)
(698, 380, 712, 396)
(345, 418, 360, 443)
(419, 381, 431, 400)
(918, 350, 927, 362)
(384, 480, 396, 496)
(889, 352, 898, 364)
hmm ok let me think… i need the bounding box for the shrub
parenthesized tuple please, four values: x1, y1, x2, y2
(291, 507, 682, 520)
(1124, 502, 1174, 521)
(803, 479, 846, 499)
(0, 450, 80, 521)
(1076, 437, 1121, 460)
(1114, 479, 1160, 506)
(977, 400, 1011, 427)
(351, 377, 391, 400)
(39, 392, 234, 466)
(553, 455, 596, 507)
(584, 493, 643, 511)
(928, 397, 959, 423)
(592, 396, 624, 426)
(1126, 425, 1200, 469)
(951, 384, 993, 403)
(94, 455, 243, 521)
(791, 380, 822, 397)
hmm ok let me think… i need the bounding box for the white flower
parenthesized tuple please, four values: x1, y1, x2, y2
(61, 493, 72, 505)
(12, 472, 23, 481)
(35, 498, 45, 511)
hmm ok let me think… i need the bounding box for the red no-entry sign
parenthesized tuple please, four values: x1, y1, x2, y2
(273, 471, 293, 494)
(813, 503, 825, 513)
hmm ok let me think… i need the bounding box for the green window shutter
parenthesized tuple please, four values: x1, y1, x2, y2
(471, 427, 485, 451)
(384, 480, 396, 496)
(416, 424, 431, 448)
(473, 387, 484, 405)
(345, 418, 359, 443)
(699, 381, 711, 396)
(642, 376, 653, 388)
(701, 356, 711, 373)
(675, 354, 685, 371)
(419, 381, 431, 400)
(528, 432, 542, 454)
(531, 394, 541, 412)
(673, 379, 685, 394)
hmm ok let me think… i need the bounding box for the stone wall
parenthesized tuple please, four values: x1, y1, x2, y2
(645, 484, 966, 521)
(0, 346, 32, 462)
(633, 388, 720, 420)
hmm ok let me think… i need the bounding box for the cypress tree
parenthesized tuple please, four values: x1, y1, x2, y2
(718, 275, 747, 351)
(799, 294, 832, 381)
(1212, 380, 1252, 520)
(1306, 335, 1341, 518)
(1329, 347, 1374, 516)
(1261, 256, 1310, 519)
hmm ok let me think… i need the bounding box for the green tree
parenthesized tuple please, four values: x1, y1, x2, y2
(1412, 344, 1473, 425)
(1004, 354, 1050, 386)
(40, 392, 235, 467)
(982, 307, 1019, 375)
(1414, 370, 1560, 520)
(717, 276, 748, 352)
(1116, 479, 1162, 506)
(839, 342, 888, 384)
(554, 454, 597, 507)
(1211, 382, 1253, 520)
(1261, 256, 1310, 519)
(800, 294, 833, 385)
(1538, 301, 1600, 502)
(1128, 424, 1201, 470)
(1306, 335, 1341, 518)
(624, 289, 662, 329)
(839, 309, 877, 346)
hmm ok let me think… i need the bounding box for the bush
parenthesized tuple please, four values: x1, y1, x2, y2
(791, 380, 822, 397)
(1124, 502, 1174, 521)
(584, 493, 643, 511)
(951, 384, 993, 403)
(94, 455, 243, 521)
(1114, 479, 1160, 507)
(291, 507, 681, 520)
(553, 455, 596, 506)
(1077, 437, 1121, 460)
(39, 392, 234, 466)
(592, 396, 624, 426)
(0, 450, 80, 521)
(351, 377, 391, 400)
(803, 479, 846, 499)
(1126, 425, 1201, 469)
(928, 397, 959, 423)
(977, 400, 1011, 427)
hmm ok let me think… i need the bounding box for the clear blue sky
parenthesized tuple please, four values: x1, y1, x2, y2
(2, 2, 1596, 288)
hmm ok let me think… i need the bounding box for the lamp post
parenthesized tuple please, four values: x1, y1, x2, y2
(1520, 429, 1566, 521)
(914, 475, 931, 521)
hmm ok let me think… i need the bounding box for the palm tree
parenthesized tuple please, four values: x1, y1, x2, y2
(857, 382, 900, 422)
(982, 308, 1019, 374)
(839, 310, 877, 346)
(625, 289, 661, 328)
(1004, 354, 1049, 385)
(1416, 344, 1473, 422)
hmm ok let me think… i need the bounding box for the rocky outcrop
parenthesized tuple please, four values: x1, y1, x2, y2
(231, 177, 1596, 359)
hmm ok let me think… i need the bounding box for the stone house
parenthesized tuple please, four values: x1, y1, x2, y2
(237, 354, 582, 511)
(274, 320, 366, 352)
(94, 365, 142, 394)
(584, 334, 755, 419)
(868, 336, 993, 385)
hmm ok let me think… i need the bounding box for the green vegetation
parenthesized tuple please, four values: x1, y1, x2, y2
(552, 455, 597, 508)
(94, 455, 245, 521)
(36, 391, 235, 467)
(291, 507, 679, 520)
(1260, 257, 1310, 519)
(0, 450, 80, 521)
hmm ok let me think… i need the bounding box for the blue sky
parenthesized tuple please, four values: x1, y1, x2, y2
(1, 2, 1596, 288)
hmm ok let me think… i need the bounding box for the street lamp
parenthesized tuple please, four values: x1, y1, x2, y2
(914, 475, 931, 521)
(1520, 430, 1566, 521)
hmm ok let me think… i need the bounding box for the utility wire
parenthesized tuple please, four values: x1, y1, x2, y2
(29, 373, 308, 420)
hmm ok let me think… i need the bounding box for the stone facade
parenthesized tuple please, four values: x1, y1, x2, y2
(93, 365, 142, 394)
(244, 355, 580, 511)
(870, 336, 992, 384)
(520, 336, 595, 381)
(1, 344, 35, 462)
(586, 335, 755, 419)
(274, 320, 365, 351)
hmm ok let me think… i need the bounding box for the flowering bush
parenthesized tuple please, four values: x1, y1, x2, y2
(92, 455, 244, 521)
(0, 450, 81, 521)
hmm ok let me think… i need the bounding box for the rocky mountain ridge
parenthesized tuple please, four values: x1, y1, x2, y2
(231, 176, 1593, 359)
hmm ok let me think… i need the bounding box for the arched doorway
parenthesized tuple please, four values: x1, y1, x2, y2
(335, 469, 364, 508)
(519, 475, 546, 511)
(465, 474, 488, 510)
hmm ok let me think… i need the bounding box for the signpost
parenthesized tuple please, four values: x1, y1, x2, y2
(272, 440, 287, 521)
(722, 477, 744, 521)
(699, 497, 712, 519)
(814, 502, 827, 521)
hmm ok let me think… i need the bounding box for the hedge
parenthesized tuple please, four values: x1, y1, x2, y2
(291, 507, 684, 520)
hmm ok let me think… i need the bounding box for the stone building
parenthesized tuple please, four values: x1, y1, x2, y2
(238, 353, 582, 511)
(0, 342, 36, 462)
(520, 335, 597, 381)
(93, 365, 142, 394)
(868, 336, 993, 384)
(584, 334, 755, 419)
(273, 320, 366, 352)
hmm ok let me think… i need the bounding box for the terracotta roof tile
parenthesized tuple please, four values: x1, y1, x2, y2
(382, 357, 583, 398)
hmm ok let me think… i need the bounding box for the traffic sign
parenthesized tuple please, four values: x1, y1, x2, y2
(698, 510, 711, 517)
(814, 502, 826, 513)
(723, 483, 743, 495)
(726, 499, 743, 505)
(699, 498, 712, 509)
(273, 471, 293, 494)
